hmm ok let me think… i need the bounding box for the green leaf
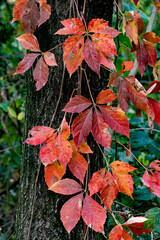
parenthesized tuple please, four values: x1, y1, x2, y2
(0, 101, 10, 112)
(134, 188, 155, 201)
(145, 208, 160, 233)
(119, 33, 131, 50)
(7, 106, 17, 118)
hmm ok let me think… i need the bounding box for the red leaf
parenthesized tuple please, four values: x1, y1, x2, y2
(92, 109, 111, 149)
(142, 170, 160, 198)
(38, 3, 51, 27)
(149, 160, 160, 171)
(120, 61, 134, 73)
(44, 51, 57, 66)
(40, 134, 72, 167)
(109, 224, 123, 240)
(88, 18, 108, 33)
(83, 39, 101, 77)
(148, 97, 160, 125)
(99, 105, 130, 137)
(15, 53, 40, 74)
(108, 71, 121, 87)
(122, 229, 133, 240)
(72, 108, 93, 147)
(117, 78, 150, 115)
(82, 194, 106, 233)
(123, 217, 151, 235)
(24, 126, 54, 145)
(136, 41, 149, 76)
(63, 36, 84, 76)
(21, 0, 40, 33)
(142, 170, 152, 188)
(147, 81, 160, 94)
(91, 33, 117, 56)
(16, 34, 41, 52)
(12, 0, 28, 22)
(55, 27, 72, 35)
(96, 89, 116, 104)
(33, 56, 49, 90)
(68, 152, 87, 183)
(63, 95, 92, 113)
(49, 178, 82, 195)
(133, 0, 139, 5)
(60, 193, 83, 233)
(144, 41, 157, 67)
(88, 168, 106, 196)
(142, 32, 160, 43)
(60, 116, 70, 140)
(57, 18, 85, 35)
(45, 161, 66, 187)
(100, 171, 118, 210)
(101, 26, 120, 38)
(111, 161, 137, 173)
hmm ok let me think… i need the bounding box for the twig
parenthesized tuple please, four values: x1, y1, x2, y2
(82, 69, 95, 105)
(27, 163, 41, 240)
(49, 66, 66, 127)
(130, 128, 160, 133)
(47, 43, 63, 53)
(129, 6, 157, 76)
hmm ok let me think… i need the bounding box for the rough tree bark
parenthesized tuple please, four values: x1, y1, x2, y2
(15, 1, 113, 239)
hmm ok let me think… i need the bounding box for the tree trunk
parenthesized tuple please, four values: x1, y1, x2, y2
(15, 1, 113, 239)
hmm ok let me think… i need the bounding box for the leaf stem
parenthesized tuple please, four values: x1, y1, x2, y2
(114, 0, 123, 16)
(46, 42, 63, 52)
(117, 141, 147, 170)
(82, 68, 95, 105)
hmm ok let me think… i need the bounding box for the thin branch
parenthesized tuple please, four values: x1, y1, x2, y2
(47, 43, 63, 53)
(82, 69, 95, 105)
(49, 66, 66, 127)
(27, 162, 41, 240)
(130, 128, 160, 133)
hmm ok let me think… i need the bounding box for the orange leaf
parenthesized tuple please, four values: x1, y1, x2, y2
(33, 56, 49, 90)
(15, 53, 40, 74)
(88, 18, 108, 33)
(12, 0, 28, 22)
(91, 33, 117, 56)
(45, 161, 66, 187)
(68, 152, 87, 183)
(16, 34, 41, 52)
(49, 178, 82, 195)
(40, 134, 72, 167)
(96, 89, 116, 104)
(126, 21, 139, 51)
(100, 171, 118, 210)
(92, 109, 111, 149)
(109, 224, 123, 240)
(63, 36, 84, 76)
(111, 161, 137, 173)
(123, 217, 151, 235)
(44, 51, 58, 66)
(122, 229, 133, 240)
(78, 141, 93, 154)
(82, 194, 106, 233)
(142, 32, 160, 43)
(56, 18, 85, 35)
(108, 71, 121, 87)
(120, 61, 134, 74)
(60, 116, 70, 140)
(60, 193, 83, 233)
(88, 168, 106, 196)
